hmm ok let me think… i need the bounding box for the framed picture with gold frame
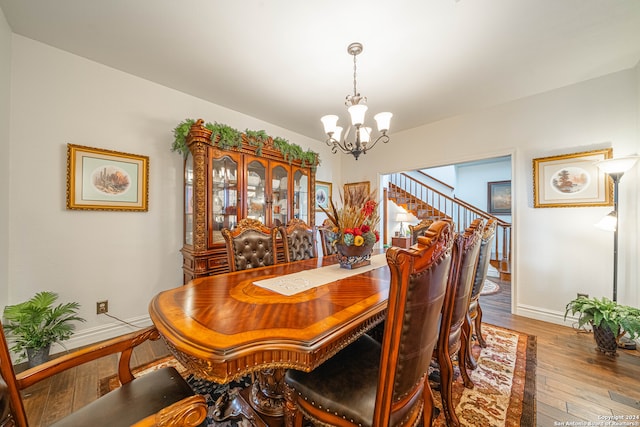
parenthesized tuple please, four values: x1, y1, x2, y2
(344, 181, 370, 198)
(315, 181, 332, 212)
(532, 148, 612, 208)
(66, 144, 149, 211)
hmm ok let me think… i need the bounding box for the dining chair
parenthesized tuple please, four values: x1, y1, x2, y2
(408, 219, 434, 245)
(280, 218, 317, 262)
(284, 220, 455, 427)
(222, 218, 279, 272)
(0, 324, 207, 427)
(318, 218, 338, 257)
(465, 218, 497, 369)
(433, 218, 484, 427)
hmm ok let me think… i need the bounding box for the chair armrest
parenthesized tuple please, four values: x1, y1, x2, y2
(130, 394, 207, 427)
(16, 326, 160, 390)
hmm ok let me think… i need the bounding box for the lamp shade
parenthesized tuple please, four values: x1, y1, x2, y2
(594, 155, 639, 174)
(321, 115, 339, 134)
(395, 212, 409, 222)
(594, 211, 617, 232)
(359, 127, 371, 143)
(348, 104, 368, 126)
(374, 112, 392, 132)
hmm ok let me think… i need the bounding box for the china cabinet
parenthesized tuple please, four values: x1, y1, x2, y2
(181, 120, 317, 282)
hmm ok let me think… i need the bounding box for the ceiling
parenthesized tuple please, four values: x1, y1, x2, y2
(2, 1, 640, 141)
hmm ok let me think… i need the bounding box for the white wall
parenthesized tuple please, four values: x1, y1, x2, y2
(348, 68, 639, 326)
(456, 157, 512, 222)
(0, 9, 10, 309)
(7, 35, 337, 351)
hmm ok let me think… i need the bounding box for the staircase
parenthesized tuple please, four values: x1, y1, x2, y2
(387, 173, 511, 280)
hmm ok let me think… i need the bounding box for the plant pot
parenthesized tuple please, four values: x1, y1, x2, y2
(335, 242, 374, 269)
(592, 324, 618, 356)
(26, 344, 51, 368)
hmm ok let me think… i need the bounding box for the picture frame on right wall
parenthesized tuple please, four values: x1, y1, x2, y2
(532, 148, 613, 208)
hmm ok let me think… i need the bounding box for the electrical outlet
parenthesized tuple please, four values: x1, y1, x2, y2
(577, 293, 588, 299)
(96, 300, 109, 314)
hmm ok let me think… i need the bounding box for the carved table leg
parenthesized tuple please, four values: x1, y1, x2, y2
(250, 368, 286, 417)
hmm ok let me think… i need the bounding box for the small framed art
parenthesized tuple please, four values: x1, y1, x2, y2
(315, 181, 332, 212)
(66, 144, 149, 211)
(532, 148, 612, 208)
(487, 180, 511, 215)
(344, 181, 370, 197)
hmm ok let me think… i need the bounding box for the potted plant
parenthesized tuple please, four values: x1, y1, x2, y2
(3, 291, 85, 367)
(564, 295, 640, 356)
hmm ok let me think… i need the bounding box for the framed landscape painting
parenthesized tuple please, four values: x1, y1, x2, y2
(344, 181, 370, 197)
(66, 144, 149, 211)
(487, 180, 511, 215)
(315, 181, 332, 212)
(532, 148, 612, 208)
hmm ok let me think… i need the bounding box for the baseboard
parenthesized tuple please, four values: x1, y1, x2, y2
(514, 303, 569, 326)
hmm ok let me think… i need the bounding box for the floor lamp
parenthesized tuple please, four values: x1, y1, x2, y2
(396, 212, 409, 237)
(595, 155, 639, 349)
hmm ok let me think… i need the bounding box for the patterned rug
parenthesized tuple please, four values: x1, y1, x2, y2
(431, 324, 536, 427)
(480, 279, 500, 295)
(100, 324, 535, 426)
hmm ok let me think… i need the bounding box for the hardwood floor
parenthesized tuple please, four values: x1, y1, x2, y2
(18, 277, 640, 426)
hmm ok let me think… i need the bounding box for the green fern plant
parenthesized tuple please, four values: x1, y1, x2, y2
(210, 122, 242, 150)
(171, 118, 196, 157)
(564, 296, 640, 340)
(3, 291, 86, 362)
(171, 119, 319, 169)
(245, 129, 269, 156)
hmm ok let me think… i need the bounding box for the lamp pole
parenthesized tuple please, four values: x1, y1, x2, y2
(609, 172, 622, 302)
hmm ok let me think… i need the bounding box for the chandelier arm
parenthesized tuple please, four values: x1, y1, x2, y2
(362, 133, 390, 154)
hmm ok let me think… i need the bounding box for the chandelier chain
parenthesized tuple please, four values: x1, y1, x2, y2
(353, 51, 358, 97)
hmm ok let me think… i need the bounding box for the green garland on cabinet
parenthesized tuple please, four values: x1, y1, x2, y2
(171, 119, 319, 169)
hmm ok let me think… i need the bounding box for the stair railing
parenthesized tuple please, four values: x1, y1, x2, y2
(388, 173, 511, 269)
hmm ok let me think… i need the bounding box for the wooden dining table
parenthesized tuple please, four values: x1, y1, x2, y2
(149, 253, 390, 425)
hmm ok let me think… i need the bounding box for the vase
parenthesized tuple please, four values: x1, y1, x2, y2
(26, 344, 51, 368)
(335, 242, 374, 269)
(592, 324, 618, 356)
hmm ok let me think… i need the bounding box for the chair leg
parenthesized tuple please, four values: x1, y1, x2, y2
(284, 383, 303, 427)
(463, 313, 478, 370)
(476, 304, 487, 348)
(437, 348, 460, 427)
(422, 381, 436, 427)
(458, 330, 474, 390)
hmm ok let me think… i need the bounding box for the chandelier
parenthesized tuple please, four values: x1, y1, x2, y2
(321, 42, 392, 160)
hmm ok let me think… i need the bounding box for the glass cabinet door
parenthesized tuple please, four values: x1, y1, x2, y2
(184, 153, 194, 246)
(246, 160, 266, 223)
(293, 169, 309, 224)
(211, 154, 239, 244)
(271, 164, 288, 226)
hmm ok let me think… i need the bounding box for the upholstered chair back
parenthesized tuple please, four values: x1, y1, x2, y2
(435, 217, 484, 426)
(222, 218, 278, 272)
(470, 219, 497, 302)
(318, 218, 338, 257)
(280, 218, 316, 262)
(408, 219, 434, 245)
(284, 220, 454, 427)
(466, 218, 497, 354)
(380, 220, 454, 420)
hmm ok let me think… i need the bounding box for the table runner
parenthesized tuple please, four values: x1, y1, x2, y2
(253, 253, 388, 296)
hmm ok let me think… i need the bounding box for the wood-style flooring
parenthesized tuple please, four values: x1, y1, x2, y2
(18, 276, 640, 426)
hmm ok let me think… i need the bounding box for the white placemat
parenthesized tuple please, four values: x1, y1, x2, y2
(253, 253, 387, 296)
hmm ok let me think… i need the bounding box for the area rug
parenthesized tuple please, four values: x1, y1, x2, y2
(99, 324, 535, 427)
(480, 279, 500, 295)
(431, 324, 536, 427)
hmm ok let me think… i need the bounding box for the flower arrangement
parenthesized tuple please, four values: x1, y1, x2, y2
(321, 186, 380, 250)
